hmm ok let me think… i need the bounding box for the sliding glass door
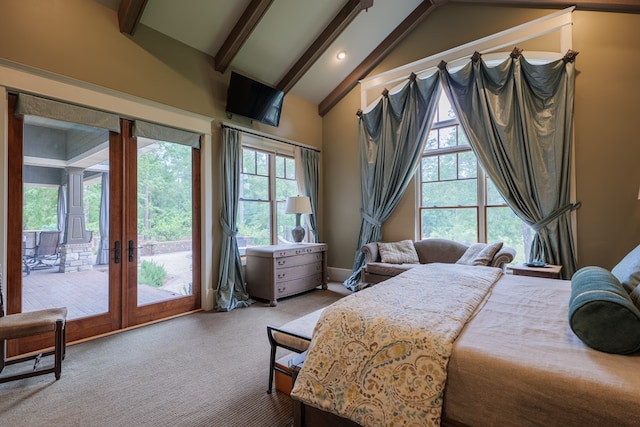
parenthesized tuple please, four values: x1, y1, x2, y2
(6, 94, 200, 356)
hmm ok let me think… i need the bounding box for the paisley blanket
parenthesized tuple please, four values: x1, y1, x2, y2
(290, 263, 503, 427)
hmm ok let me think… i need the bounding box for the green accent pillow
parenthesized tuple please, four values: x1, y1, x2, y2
(569, 266, 640, 354)
(611, 244, 640, 293)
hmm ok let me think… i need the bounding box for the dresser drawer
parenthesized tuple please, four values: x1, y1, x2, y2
(275, 261, 323, 282)
(276, 273, 323, 298)
(275, 252, 323, 269)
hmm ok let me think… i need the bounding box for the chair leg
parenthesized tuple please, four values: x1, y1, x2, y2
(54, 320, 63, 380)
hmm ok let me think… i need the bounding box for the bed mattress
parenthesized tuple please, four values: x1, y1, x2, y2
(444, 274, 640, 426)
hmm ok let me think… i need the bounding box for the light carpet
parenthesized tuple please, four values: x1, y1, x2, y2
(0, 283, 350, 427)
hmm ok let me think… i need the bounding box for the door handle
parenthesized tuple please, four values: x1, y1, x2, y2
(128, 240, 136, 262)
(114, 240, 121, 264)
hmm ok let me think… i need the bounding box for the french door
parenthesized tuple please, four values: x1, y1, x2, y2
(6, 94, 201, 356)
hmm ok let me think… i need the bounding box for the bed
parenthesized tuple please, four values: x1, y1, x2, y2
(290, 263, 640, 427)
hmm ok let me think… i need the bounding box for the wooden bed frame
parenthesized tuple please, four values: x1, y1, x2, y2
(292, 399, 469, 427)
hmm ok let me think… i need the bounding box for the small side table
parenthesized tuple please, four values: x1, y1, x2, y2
(511, 263, 563, 279)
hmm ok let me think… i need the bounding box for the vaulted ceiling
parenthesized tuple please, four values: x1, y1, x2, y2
(104, 0, 640, 116)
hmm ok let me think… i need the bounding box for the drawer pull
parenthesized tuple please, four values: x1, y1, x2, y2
(277, 260, 287, 266)
(277, 273, 286, 279)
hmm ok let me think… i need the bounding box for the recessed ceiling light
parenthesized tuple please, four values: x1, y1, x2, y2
(336, 50, 347, 61)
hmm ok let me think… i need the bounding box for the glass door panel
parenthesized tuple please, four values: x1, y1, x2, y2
(124, 131, 200, 328)
(21, 117, 111, 321)
(136, 138, 194, 306)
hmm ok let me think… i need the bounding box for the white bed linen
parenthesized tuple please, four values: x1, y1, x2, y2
(444, 274, 640, 426)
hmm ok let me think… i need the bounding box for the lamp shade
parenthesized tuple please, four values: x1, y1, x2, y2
(285, 196, 312, 214)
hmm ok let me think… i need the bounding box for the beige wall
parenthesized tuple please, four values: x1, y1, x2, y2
(323, 4, 640, 271)
(0, 0, 322, 303)
(1, 1, 639, 279)
(0, 1, 322, 147)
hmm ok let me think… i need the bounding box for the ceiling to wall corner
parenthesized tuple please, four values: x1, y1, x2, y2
(99, 0, 640, 116)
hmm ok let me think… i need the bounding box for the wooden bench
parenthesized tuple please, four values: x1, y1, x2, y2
(266, 308, 325, 394)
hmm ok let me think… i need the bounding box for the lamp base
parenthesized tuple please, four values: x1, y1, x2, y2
(291, 225, 305, 243)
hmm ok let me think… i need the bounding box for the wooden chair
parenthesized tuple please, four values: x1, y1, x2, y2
(0, 269, 67, 383)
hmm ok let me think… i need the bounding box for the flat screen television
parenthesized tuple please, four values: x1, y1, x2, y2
(225, 72, 285, 127)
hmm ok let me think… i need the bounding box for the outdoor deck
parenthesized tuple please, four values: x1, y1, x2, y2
(22, 266, 184, 320)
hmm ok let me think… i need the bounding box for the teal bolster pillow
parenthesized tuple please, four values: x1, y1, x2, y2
(569, 266, 640, 354)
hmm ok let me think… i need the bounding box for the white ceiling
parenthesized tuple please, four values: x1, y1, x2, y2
(99, 0, 640, 111)
(105, 0, 422, 105)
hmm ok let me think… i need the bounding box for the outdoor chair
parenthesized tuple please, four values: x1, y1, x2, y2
(22, 231, 37, 275)
(24, 230, 61, 272)
(0, 268, 67, 383)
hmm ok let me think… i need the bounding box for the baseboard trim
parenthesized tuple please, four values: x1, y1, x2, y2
(328, 267, 351, 283)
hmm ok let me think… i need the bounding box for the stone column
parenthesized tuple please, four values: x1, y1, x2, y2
(59, 168, 93, 272)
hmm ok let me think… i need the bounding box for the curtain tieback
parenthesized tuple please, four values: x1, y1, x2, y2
(362, 211, 382, 228)
(220, 218, 238, 237)
(531, 202, 581, 232)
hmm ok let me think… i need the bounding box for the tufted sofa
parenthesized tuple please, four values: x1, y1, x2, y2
(361, 238, 516, 286)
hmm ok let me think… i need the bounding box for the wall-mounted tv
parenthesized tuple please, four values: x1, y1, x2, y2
(225, 72, 285, 127)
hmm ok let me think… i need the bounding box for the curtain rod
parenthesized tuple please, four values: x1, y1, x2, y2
(220, 122, 320, 153)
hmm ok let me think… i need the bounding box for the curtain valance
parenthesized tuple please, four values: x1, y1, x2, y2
(16, 93, 121, 133)
(133, 120, 201, 149)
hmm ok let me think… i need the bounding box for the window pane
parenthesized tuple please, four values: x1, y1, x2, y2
(276, 177, 297, 201)
(439, 153, 457, 180)
(285, 157, 296, 180)
(421, 156, 438, 182)
(458, 151, 477, 179)
(458, 128, 469, 146)
(256, 151, 268, 176)
(240, 174, 269, 200)
(422, 207, 477, 243)
(275, 156, 285, 178)
(422, 179, 477, 206)
(486, 179, 506, 206)
(242, 149, 256, 174)
(277, 200, 296, 242)
(425, 129, 437, 151)
(237, 200, 271, 249)
(438, 127, 457, 149)
(486, 206, 530, 264)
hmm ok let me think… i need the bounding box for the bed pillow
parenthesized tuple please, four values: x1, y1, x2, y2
(378, 240, 419, 264)
(569, 266, 640, 354)
(456, 242, 503, 266)
(611, 244, 640, 294)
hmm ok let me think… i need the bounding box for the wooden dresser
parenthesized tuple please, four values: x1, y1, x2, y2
(245, 243, 328, 306)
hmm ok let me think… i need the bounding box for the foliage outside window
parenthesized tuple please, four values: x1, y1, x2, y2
(419, 91, 528, 263)
(238, 148, 298, 253)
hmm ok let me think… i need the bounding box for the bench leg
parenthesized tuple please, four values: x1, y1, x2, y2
(267, 341, 277, 394)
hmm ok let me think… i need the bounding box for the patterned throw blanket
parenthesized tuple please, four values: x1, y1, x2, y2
(290, 263, 503, 426)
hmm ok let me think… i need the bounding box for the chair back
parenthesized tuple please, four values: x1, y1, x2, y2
(37, 231, 61, 257)
(23, 231, 37, 258)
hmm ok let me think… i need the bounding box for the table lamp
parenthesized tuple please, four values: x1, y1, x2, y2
(285, 196, 312, 243)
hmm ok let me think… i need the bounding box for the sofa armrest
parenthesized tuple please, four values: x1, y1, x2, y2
(491, 246, 516, 270)
(361, 242, 380, 264)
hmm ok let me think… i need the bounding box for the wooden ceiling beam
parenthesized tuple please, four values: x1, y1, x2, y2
(118, 0, 148, 35)
(215, 0, 275, 73)
(319, 1, 438, 116)
(276, 0, 374, 94)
